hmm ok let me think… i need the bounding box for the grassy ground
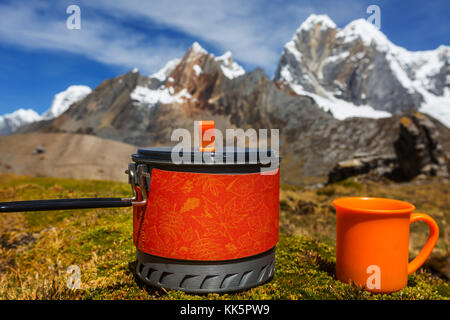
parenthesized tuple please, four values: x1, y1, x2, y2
(0, 174, 448, 300)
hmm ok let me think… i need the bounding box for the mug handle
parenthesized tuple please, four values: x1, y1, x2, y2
(407, 213, 439, 274)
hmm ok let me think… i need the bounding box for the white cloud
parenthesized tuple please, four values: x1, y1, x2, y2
(84, 0, 366, 73)
(0, 0, 366, 75)
(0, 1, 186, 74)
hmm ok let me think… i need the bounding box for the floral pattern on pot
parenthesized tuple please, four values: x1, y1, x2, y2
(133, 168, 280, 261)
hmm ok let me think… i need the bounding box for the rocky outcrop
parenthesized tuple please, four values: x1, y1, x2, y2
(394, 112, 448, 179)
(328, 154, 397, 183)
(327, 112, 449, 183)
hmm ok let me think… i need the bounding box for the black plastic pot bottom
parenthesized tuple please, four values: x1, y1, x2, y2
(135, 247, 276, 294)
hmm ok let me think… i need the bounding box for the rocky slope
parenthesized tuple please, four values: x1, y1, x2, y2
(274, 15, 450, 125)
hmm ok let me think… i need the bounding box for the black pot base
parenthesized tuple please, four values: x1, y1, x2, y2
(135, 247, 276, 294)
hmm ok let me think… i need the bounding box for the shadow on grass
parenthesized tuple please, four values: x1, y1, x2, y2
(304, 249, 336, 279)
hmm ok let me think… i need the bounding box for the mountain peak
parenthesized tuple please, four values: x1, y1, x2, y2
(150, 58, 181, 81)
(337, 19, 392, 49)
(0, 108, 42, 135)
(275, 15, 450, 126)
(181, 42, 209, 66)
(216, 51, 233, 62)
(297, 14, 336, 33)
(42, 85, 92, 120)
(4, 108, 41, 122)
(189, 41, 208, 55)
(214, 51, 245, 79)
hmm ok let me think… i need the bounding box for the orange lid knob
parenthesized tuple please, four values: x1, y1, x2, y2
(198, 120, 215, 152)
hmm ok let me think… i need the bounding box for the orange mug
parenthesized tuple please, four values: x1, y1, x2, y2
(333, 197, 439, 293)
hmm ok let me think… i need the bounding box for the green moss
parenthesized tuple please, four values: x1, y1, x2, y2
(0, 175, 448, 300)
(316, 186, 336, 196)
(334, 179, 363, 191)
(280, 184, 303, 192)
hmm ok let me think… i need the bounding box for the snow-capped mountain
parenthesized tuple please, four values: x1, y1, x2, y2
(21, 40, 328, 149)
(0, 108, 42, 135)
(17, 40, 450, 183)
(41, 85, 92, 120)
(0, 85, 91, 135)
(130, 42, 246, 109)
(149, 58, 181, 82)
(3, 42, 247, 137)
(274, 14, 450, 126)
(6, 15, 449, 133)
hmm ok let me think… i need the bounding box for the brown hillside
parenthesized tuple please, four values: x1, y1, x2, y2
(0, 133, 137, 182)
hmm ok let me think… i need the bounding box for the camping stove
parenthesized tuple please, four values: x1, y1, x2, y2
(129, 147, 280, 293)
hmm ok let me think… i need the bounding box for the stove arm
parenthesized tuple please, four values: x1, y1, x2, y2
(0, 164, 149, 212)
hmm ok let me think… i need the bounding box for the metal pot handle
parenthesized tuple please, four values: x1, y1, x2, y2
(0, 197, 132, 212)
(0, 164, 149, 212)
(123, 163, 149, 206)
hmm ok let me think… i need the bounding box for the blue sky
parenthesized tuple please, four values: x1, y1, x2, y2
(0, 0, 449, 115)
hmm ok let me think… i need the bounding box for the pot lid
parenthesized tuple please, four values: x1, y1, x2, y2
(132, 147, 279, 165)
